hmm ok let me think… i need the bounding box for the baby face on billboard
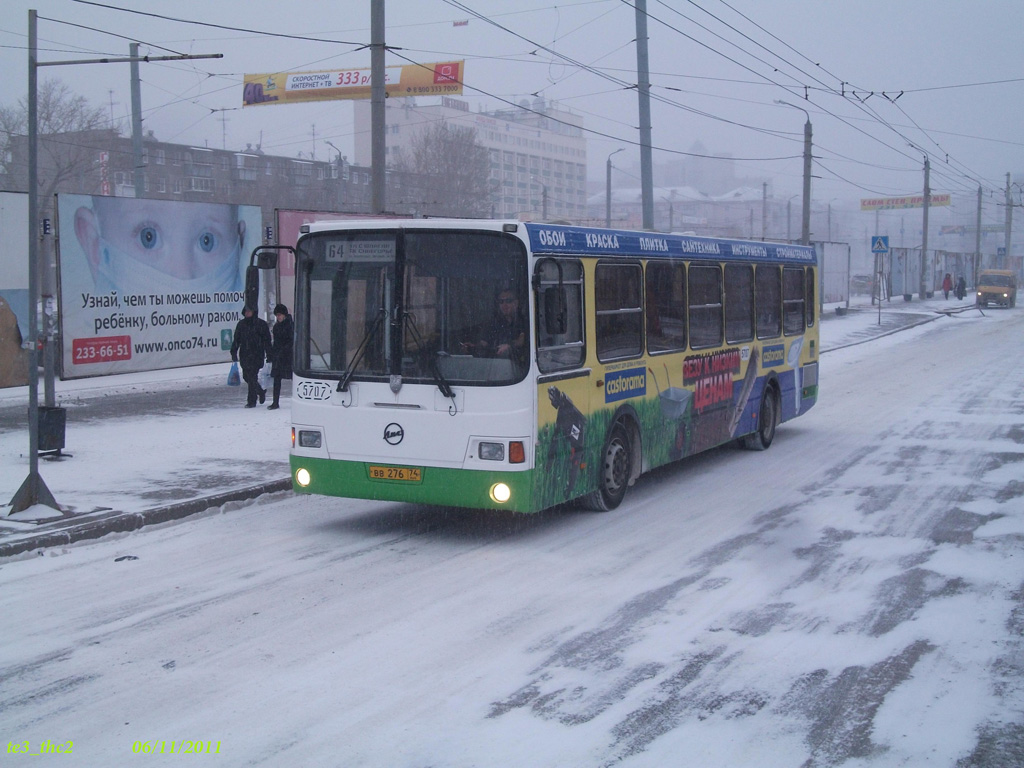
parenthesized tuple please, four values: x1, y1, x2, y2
(74, 198, 245, 296)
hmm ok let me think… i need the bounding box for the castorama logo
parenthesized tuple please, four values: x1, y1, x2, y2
(605, 367, 646, 403)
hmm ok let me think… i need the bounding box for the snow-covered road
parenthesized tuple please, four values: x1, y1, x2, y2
(3, 308, 1023, 767)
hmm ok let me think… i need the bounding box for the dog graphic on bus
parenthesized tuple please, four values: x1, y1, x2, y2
(545, 386, 586, 496)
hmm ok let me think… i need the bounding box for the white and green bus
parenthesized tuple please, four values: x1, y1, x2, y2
(288, 219, 818, 512)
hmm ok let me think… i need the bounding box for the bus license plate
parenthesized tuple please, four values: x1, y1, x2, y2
(368, 465, 422, 482)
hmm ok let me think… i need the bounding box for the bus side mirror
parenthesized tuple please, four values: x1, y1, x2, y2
(255, 251, 278, 269)
(544, 286, 567, 335)
(244, 265, 260, 311)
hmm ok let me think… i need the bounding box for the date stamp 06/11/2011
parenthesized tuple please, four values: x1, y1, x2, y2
(8, 740, 222, 756)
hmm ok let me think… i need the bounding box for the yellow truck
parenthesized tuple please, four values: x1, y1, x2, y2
(976, 269, 1018, 308)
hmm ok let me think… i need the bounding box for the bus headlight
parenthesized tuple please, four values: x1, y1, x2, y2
(489, 482, 511, 504)
(298, 430, 322, 448)
(296, 468, 311, 487)
(479, 442, 505, 461)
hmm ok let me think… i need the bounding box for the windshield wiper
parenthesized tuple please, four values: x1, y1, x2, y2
(403, 312, 456, 406)
(337, 307, 387, 392)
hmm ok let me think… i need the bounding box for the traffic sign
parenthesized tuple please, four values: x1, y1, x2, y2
(871, 236, 890, 254)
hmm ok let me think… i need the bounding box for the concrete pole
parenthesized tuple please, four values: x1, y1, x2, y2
(1005, 173, 1013, 269)
(370, 0, 385, 214)
(975, 185, 982, 284)
(919, 158, 930, 298)
(801, 118, 812, 246)
(761, 182, 767, 240)
(634, 0, 654, 230)
(130, 42, 144, 198)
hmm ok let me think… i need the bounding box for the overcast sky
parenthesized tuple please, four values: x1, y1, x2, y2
(3, 0, 1023, 207)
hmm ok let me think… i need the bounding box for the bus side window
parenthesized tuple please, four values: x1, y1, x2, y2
(646, 260, 686, 354)
(536, 259, 585, 373)
(688, 264, 723, 349)
(755, 265, 782, 339)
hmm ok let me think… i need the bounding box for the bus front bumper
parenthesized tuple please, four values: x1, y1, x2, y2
(289, 455, 537, 513)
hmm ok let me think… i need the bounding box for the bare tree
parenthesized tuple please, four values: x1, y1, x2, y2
(0, 79, 109, 214)
(394, 122, 492, 217)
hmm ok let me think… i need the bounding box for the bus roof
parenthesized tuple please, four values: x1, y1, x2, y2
(297, 218, 817, 265)
(522, 222, 816, 264)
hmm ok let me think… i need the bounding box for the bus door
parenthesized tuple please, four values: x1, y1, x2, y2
(534, 258, 590, 507)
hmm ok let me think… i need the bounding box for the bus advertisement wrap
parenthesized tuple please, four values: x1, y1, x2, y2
(57, 194, 262, 379)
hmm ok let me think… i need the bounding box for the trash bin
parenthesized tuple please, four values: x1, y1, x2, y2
(38, 406, 66, 453)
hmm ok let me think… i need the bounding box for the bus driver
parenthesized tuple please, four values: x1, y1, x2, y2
(463, 287, 526, 361)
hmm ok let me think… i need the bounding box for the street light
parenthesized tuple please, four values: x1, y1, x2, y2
(324, 140, 343, 161)
(775, 100, 812, 246)
(606, 148, 624, 228)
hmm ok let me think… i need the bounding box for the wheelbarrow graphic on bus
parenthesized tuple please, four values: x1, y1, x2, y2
(649, 365, 692, 460)
(648, 364, 691, 420)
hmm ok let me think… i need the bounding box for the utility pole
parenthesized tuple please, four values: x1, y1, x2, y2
(778, 100, 813, 246)
(129, 42, 144, 198)
(634, 0, 654, 230)
(975, 185, 983, 284)
(920, 157, 930, 299)
(761, 182, 767, 240)
(801, 117, 811, 245)
(9, 9, 221, 515)
(1005, 172, 1013, 269)
(370, 0, 386, 214)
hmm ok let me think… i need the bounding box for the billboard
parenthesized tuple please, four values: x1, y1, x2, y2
(0, 192, 30, 388)
(860, 194, 951, 211)
(243, 61, 463, 106)
(56, 194, 262, 379)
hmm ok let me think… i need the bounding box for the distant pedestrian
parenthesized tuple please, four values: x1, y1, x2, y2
(267, 303, 293, 410)
(955, 275, 967, 300)
(942, 272, 953, 300)
(230, 305, 272, 408)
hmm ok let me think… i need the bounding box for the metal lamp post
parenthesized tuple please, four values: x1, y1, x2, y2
(606, 148, 624, 228)
(775, 100, 812, 246)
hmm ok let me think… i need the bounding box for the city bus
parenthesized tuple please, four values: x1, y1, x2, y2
(287, 219, 818, 513)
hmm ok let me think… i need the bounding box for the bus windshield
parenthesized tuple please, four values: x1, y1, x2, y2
(297, 229, 529, 386)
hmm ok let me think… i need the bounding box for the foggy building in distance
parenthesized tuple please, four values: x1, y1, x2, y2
(353, 96, 588, 221)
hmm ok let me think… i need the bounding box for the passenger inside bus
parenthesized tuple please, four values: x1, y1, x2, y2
(461, 287, 527, 363)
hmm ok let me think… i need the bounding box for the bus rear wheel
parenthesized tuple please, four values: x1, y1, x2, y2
(586, 423, 632, 511)
(743, 384, 778, 451)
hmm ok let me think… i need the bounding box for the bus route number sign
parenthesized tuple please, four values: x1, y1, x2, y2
(368, 465, 422, 482)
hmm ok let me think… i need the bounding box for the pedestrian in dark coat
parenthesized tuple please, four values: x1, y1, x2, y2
(268, 303, 294, 410)
(230, 305, 272, 408)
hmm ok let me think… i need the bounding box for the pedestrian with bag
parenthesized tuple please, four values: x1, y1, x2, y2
(267, 303, 294, 410)
(942, 272, 953, 300)
(230, 305, 272, 408)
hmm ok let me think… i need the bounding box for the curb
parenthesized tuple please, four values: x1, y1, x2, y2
(0, 477, 292, 559)
(822, 312, 942, 353)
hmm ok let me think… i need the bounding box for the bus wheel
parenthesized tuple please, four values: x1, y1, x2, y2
(743, 385, 778, 451)
(586, 423, 632, 511)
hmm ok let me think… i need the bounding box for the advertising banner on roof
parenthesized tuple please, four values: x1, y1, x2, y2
(860, 194, 951, 211)
(243, 61, 463, 106)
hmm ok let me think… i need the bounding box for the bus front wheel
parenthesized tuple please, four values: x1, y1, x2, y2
(586, 423, 632, 511)
(743, 385, 778, 451)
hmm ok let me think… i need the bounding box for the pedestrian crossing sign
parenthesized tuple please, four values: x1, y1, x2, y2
(871, 236, 889, 254)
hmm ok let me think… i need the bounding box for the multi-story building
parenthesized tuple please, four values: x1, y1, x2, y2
(353, 96, 588, 221)
(1, 128, 445, 220)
